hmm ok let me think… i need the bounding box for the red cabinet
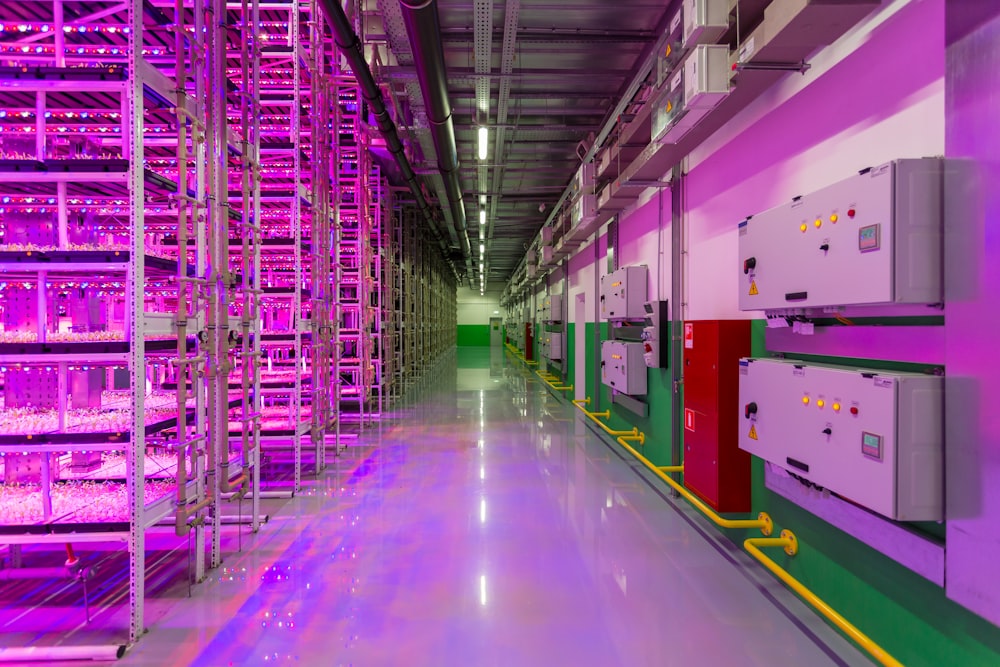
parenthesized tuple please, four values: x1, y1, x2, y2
(682, 320, 751, 512)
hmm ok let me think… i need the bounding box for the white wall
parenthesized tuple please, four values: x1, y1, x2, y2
(456, 287, 501, 325)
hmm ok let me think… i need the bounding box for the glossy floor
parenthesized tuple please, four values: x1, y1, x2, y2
(3, 348, 869, 666)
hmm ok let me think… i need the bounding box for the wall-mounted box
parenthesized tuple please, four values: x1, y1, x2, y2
(738, 158, 943, 312)
(600, 265, 648, 321)
(682, 0, 730, 48)
(544, 293, 563, 322)
(602, 340, 647, 395)
(540, 226, 554, 244)
(683, 320, 751, 512)
(540, 245, 556, 266)
(572, 194, 598, 228)
(570, 162, 596, 199)
(652, 45, 730, 144)
(738, 358, 943, 521)
(641, 300, 669, 368)
(656, 6, 685, 87)
(547, 334, 563, 361)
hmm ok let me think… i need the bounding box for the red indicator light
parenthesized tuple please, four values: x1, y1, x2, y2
(848, 208, 856, 218)
(850, 406, 859, 415)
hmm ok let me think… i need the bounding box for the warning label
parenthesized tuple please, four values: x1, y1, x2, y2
(748, 281, 759, 296)
(748, 424, 758, 440)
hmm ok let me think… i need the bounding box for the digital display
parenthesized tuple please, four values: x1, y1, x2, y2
(861, 431, 883, 461)
(858, 223, 881, 252)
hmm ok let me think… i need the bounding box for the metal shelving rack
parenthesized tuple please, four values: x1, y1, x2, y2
(335, 79, 374, 427)
(0, 0, 261, 646)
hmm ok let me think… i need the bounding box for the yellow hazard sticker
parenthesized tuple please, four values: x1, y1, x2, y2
(748, 424, 758, 440)
(748, 281, 759, 296)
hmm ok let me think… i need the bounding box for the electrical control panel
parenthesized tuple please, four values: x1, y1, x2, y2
(600, 265, 648, 321)
(570, 162, 596, 199)
(641, 300, 668, 368)
(601, 340, 647, 395)
(571, 194, 598, 228)
(540, 293, 563, 322)
(652, 45, 730, 144)
(682, 0, 730, 48)
(738, 159, 944, 312)
(657, 0, 730, 86)
(738, 358, 943, 521)
(541, 332, 563, 361)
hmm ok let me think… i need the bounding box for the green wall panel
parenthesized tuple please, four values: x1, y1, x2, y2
(562, 316, 1000, 665)
(456, 324, 491, 347)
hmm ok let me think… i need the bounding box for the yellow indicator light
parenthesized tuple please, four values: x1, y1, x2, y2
(800, 223, 808, 233)
(814, 218, 823, 228)
(802, 396, 810, 405)
(817, 399, 825, 409)
(830, 214, 839, 223)
(833, 402, 841, 412)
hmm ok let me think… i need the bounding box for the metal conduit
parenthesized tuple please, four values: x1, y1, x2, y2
(318, 0, 459, 277)
(398, 0, 475, 282)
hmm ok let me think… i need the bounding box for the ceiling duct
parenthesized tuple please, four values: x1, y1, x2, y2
(318, 0, 459, 278)
(398, 0, 475, 284)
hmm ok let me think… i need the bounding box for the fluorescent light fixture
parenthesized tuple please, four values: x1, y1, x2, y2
(480, 194, 487, 206)
(479, 209, 486, 225)
(478, 126, 488, 160)
(479, 243, 485, 254)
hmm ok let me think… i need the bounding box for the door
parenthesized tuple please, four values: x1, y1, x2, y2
(489, 317, 502, 347)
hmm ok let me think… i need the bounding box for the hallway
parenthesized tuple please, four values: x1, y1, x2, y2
(116, 348, 868, 666)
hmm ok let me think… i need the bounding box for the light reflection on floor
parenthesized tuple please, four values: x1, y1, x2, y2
(2, 346, 867, 666)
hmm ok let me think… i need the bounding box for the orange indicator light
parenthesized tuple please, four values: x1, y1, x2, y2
(833, 402, 841, 412)
(817, 399, 825, 409)
(814, 219, 823, 228)
(802, 396, 810, 405)
(830, 214, 839, 223)
(800, 223, 808, 233)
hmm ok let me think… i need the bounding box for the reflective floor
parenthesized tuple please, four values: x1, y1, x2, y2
(10, 347, 870, 665)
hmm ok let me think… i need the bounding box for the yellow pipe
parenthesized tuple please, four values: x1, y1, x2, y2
(745, 534, 904, 667)
(534, 371, 575, 393)
(571, 394, 901, 667)
(571, 396, 639, 438)
(613, 434, 772, 532)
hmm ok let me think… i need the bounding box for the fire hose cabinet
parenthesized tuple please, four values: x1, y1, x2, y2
(683, 320, 752, 512)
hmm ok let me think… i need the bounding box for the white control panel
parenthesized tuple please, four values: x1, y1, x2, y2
(738, 358, 943, 521)
(570, 163, 596, 199)
(539, 293, 563, 322)
(602, 340, 647, 395)
(653, 45, 730, 144)
(682, 0, 729, 48)
(738, 159, 943, 312)
(600, 265, 648, 321)
(571, 194, 598, 228)
(546, 334, 563, 361)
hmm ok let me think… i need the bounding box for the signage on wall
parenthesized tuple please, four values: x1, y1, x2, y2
(684, 322, 694, 349)
(684, 408, 695, 431)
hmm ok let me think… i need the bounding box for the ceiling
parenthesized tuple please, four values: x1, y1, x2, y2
(367, 0, 674, 289)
